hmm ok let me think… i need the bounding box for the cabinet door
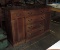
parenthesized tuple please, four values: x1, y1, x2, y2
(11, 18, 25, 44)
(11, 20, 18, 44)
(16, 18, 25, 42)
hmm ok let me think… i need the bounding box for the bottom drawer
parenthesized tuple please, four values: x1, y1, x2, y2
(31, 28, 44, 38)
(26, 27, 44, 40)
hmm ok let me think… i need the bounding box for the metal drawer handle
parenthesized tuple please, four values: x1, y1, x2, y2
(28, 20, 30, 22)
(28, 27, 30, 29)
(28, 12, 32, 14)
(30, 12, 32, 14)
(31, 19, 32, 20)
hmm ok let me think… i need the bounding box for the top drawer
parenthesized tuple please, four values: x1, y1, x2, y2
(24, 9, 45, 17)
(25, 14, 45, 25)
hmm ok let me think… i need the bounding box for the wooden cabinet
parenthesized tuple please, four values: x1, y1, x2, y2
(4, 7, 51, 46)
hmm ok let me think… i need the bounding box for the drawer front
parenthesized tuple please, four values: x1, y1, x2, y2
(26, 24, 44, 31)
(24, 8, 50, 17)
(26, 26, 44, 39)
(26, 25, 44, 32)
(25, 14, 45, 25)
(31, 27, 44, 38)
(24, 9, 45, 17)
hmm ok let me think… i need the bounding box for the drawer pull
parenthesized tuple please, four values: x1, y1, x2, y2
(31, 19, 32, 20)
(41, 11, 43, 13)
(28, 12, 32, 14)
(41, 17, 43, 19)
(28, 12, 30, 14)
(28, 20, 30, 22)
(30, 12, 32, 14)
(28, 27, 30, 29)
(31, 26, 32, 27)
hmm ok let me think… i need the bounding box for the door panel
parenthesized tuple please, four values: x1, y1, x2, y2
(11, 18, 25, 44)
(16, 18, 25, 42)
(11, 20, 18, 44)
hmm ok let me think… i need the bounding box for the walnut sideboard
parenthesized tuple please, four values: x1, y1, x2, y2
(3, 6, 51, 46)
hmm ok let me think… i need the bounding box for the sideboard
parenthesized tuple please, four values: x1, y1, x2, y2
(3, 6, 51, 46)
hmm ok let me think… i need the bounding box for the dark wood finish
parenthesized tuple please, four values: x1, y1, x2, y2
(4, 7, 51, 46)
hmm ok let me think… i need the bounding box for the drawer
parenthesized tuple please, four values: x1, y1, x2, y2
(25, 15, 45, 24)
(31, 28, 44, 38)
(26, 24, 43, 30)
(25, 20, 45, 26)
(24, 9, 44, 17)
(26, 27, 44, 39)
(24, 10, 36, 16)
(26, 24, 44, 33)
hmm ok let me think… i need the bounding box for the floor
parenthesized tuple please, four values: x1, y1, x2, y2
(1, 22, 60, 50)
